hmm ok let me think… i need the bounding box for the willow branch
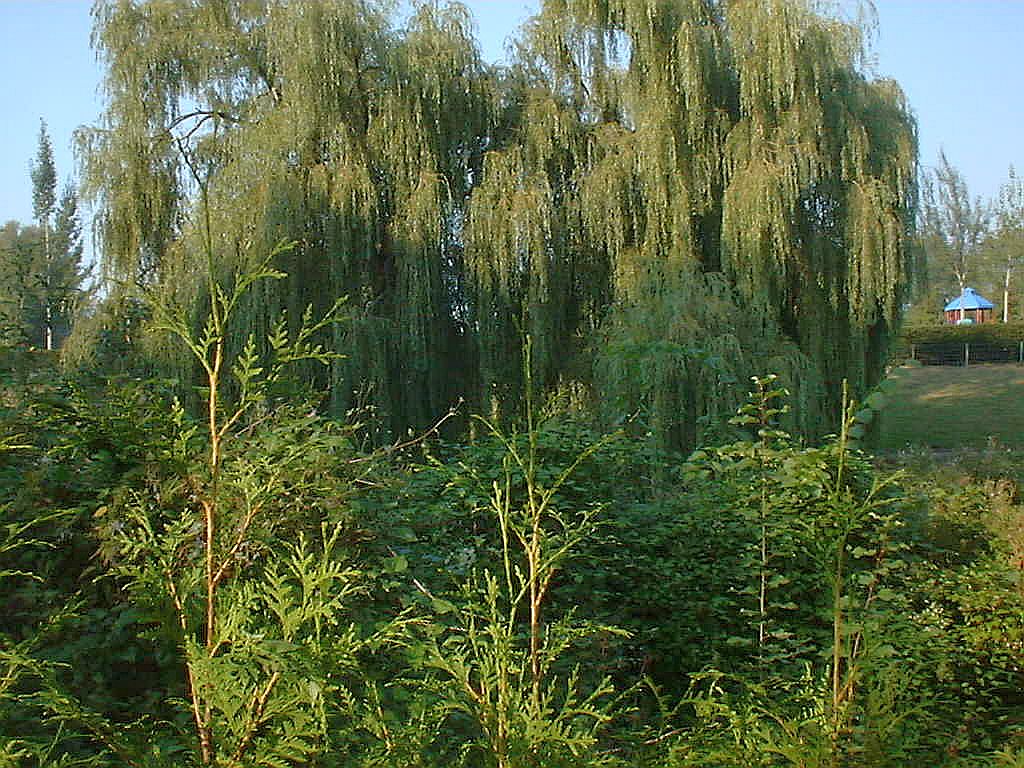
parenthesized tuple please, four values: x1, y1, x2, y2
(346, 402, 462, 464)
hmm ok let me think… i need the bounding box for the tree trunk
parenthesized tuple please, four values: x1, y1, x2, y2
(43, 224, 53, 350)
(1004, 263, 1012, 323)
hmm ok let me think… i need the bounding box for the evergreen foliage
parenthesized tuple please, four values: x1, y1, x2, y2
(30, 122, 57, 232)
(1, 122, 90, 352)
(901, 323, 1024, 346)
(0, 210, 88, 352)
(2, 331, 1024, 765)
(30, 120, 61, 352)
(0, 221, 42, 346)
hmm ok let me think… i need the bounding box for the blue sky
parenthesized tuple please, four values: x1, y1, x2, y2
(1, 0, 1021, 249)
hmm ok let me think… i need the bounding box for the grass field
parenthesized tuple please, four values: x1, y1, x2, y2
(876, 363, 1024, 451)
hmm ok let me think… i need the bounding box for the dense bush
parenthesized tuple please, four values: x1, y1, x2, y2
(894, 324, 1024, 366)
(902, 323, 1024, 346)
(3, 340, 1024, 765)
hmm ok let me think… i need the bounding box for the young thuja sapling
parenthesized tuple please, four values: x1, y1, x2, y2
(424, 338, 629, 768)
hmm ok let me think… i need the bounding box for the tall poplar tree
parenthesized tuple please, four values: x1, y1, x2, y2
(81, 0, 917, 449)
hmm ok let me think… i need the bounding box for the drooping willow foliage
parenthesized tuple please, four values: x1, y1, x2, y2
(77, 0, 917, 450)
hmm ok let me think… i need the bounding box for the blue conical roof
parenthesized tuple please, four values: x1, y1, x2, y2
(944, 287, 995, 311)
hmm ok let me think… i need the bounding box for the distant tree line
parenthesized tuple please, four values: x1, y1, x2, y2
(913, 153, 1024, 324)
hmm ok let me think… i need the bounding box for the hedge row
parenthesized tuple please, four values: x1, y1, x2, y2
(900, 323, 1024, 345)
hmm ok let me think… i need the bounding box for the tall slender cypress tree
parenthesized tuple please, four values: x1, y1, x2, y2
(30, 120, 58, 350)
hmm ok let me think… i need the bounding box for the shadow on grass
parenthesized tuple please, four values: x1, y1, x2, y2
(877, 363, 1024, 452)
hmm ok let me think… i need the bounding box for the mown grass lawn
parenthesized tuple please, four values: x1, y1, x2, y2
(876, 363, 1024, 451)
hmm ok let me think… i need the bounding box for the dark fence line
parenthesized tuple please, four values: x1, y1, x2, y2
(909, 341, 1024, 366)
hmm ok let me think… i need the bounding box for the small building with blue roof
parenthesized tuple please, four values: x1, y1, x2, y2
(944, 287, 996, 324)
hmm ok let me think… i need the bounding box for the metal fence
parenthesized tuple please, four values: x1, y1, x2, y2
(909, 341, 1024, 366)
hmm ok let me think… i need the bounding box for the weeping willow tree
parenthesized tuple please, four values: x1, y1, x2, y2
(78, 0, 491, 434)
(464, 0, 916, 446)
(78, 0, 916, 450)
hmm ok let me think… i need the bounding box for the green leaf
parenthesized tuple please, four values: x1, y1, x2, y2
(431, 598, 456, 615)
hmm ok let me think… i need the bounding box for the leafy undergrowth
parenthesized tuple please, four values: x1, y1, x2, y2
(2, 357, 1023, 766)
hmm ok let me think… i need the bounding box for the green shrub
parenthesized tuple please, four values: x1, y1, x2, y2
(902, 323, 1024, 346)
